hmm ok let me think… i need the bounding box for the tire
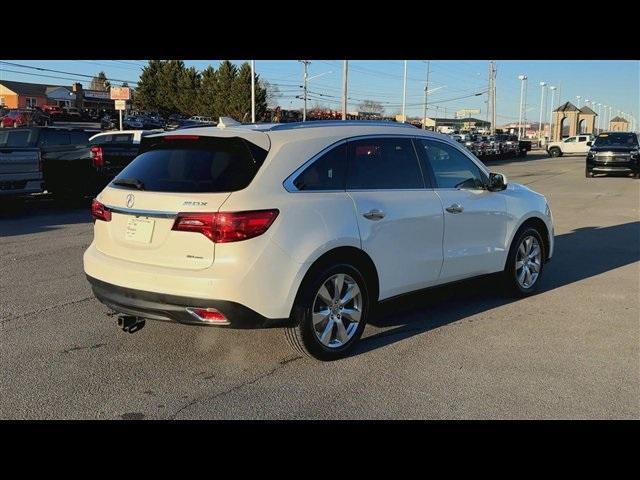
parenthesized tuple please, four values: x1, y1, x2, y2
(633, 171, 640, 179)
(585, 167, 594, 178)
(285, 263, 370, 361)
(502, 226, 545, 297)
(549, 147, 561, 158)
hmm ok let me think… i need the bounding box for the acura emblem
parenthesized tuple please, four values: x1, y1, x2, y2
(126, 194, 135, 208)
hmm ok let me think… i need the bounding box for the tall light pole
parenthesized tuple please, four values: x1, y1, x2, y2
(576, 95, 581, 107)
(518, 74, 527, 139)
(422, 60, 430, 129)
(603, 105, 608, 131)
(596, 103, 602, 132)
(341, 60, 348, 120)
(299, 60, 311, 122)
(548, 85, 556, 141)
(250, 60, 256, 123)
(401, 60, 408, 123)
(538, 81, 547, 142)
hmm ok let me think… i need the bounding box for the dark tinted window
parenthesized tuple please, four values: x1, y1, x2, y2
(91, 133, 134, 145)
(593, 133, 638, 147)
(294, 143, 346, 191)
(419, 140, 486, 189)
(0, 129, 35, 147)
(113, 137, 267, 193)
(347, 137, 423, 190)
(70, 131, 91, 145)
(42, 130, 70, 146)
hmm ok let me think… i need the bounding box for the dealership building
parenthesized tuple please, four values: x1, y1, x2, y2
(0, 80, 117, 112)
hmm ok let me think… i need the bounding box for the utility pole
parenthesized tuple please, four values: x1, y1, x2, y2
(299, 60, 311, 122)
(401, 60, 408, 123)
(250, 60, 256, 123)
(342, 60, 348, 120)
(538, 81, 547, 142)
(422, 61, 430, 129)
(518, 74, 527, 139)
(486, 62, 491, 125)
(491, 61, 497, 135)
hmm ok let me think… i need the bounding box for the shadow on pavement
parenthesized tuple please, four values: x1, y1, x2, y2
(355, 221, 640, 357)
(0, 195, 92, 237)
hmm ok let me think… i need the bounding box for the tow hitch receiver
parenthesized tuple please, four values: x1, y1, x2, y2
(117, 315, 146, 334)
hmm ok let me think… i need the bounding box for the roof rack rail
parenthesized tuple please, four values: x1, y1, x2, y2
(266, 120, 416, 131)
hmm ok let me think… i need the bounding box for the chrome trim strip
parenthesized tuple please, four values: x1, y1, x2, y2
(104, 205, 178, 219)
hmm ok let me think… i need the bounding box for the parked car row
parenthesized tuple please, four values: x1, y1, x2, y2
(449, 133, 531, 159)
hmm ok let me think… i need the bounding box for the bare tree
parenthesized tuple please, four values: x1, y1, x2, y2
(357, 99, 384, 115)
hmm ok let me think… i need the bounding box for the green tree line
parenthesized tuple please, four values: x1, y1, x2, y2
(133, 60, 268, 121)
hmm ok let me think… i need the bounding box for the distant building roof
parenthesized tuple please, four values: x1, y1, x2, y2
(0, 80, 51, 96)
(554, 101, 580, 112)
(579, 106, 597, 115)
(610, 116, 628, 123)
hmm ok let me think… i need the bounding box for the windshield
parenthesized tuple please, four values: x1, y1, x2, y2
(593, 133, 638, 147)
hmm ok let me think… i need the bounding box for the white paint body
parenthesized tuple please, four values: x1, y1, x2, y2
(84, 123, 555, 320)
(547, 134, 593, 155)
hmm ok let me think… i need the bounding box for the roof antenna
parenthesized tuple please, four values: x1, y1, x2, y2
(218, 117, 241, 129)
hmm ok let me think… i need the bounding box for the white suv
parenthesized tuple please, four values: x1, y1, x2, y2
(84, 121, 554, 360)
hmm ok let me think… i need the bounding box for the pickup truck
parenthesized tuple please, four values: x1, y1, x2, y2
(51, 129, 160, 196)
(0, 129, 43, 197)
(0, 127, 100, 198)
(546, 134, 593, 157)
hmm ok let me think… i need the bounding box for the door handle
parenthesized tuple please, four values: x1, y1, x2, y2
(445, 203, 464, 214)
(363, 209, 385, 220)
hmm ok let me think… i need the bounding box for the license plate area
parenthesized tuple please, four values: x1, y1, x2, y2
(125, 217, 155, 243)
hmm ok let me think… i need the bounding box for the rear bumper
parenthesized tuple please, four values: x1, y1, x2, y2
(87, 275, 283, 328)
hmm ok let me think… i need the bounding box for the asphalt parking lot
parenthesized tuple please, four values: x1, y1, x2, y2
(1, 152, 638, 420)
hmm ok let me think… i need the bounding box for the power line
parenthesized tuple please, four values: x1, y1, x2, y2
(0, 61, 139, 86)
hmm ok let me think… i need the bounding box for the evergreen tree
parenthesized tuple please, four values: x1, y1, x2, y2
(133, 60, 163, 112)
(213, 60, 237, 117)
(156, 60, 185, 116)
(198, 65, 219, 118)
(175, 66, 201, 116)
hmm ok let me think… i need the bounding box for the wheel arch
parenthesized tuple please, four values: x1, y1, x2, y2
(504, 215, 552, 269)
(290, 246, 380, 317)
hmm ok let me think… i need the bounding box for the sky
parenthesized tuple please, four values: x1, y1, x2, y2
(1, 60, 638, 127)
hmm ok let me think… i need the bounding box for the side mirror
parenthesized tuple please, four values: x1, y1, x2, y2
(488, 172, 508, 191)
(587, 141, 592, 146)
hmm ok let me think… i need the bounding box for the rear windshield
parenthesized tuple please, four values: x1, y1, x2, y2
(111, 136, 268, 193)
(593, 133, 638, 147)
(0, 129, 37, 147)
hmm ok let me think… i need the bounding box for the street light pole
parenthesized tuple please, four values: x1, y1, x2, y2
(342, 60, 348, 120)
(401, 60, 408, 123)
(250, 60, 255, 123)
(538, 81, 546, 142)
(422, 60, 430, 129)
(518, 74, 527, 140)
(299, 60, 311, 122)
(548, 85, 556, 141)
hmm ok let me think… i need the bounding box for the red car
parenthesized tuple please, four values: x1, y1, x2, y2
(1, 110, 28, 128)
(42, 105, 63, 116)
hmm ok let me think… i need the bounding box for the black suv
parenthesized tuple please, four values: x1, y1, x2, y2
(586, 132, 639, 178)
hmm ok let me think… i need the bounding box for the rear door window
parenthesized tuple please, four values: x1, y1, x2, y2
(0, 129, 36, 147)
(41, 130, 70, 146)
(346, 137, 424, 190)
(112, 136, 268, 193)
(293, 143, 347, 191)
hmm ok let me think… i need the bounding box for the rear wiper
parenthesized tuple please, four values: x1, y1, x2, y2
(112, 178, 145, 190)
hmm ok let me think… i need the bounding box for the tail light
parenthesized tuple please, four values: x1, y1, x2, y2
(91, 199, 111, 222)
(186, 308, 230, 325)
(91, 146, 104, 168)
(172, 209, 279, 243)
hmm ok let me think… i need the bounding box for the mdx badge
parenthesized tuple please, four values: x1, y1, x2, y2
(183, 201, 208, 206)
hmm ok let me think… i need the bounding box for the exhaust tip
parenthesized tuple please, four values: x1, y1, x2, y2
(186, 307, 231, 326)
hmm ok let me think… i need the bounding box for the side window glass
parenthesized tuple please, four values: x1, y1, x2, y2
(293, 143, 346, 191)
(419, 140, 486, 190)
(346, 137, 423, 190)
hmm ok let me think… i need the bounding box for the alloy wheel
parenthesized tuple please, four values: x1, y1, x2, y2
(312, 273, 362, 348)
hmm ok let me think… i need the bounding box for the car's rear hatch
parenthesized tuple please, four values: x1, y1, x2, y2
(93, 130, 270, 271)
